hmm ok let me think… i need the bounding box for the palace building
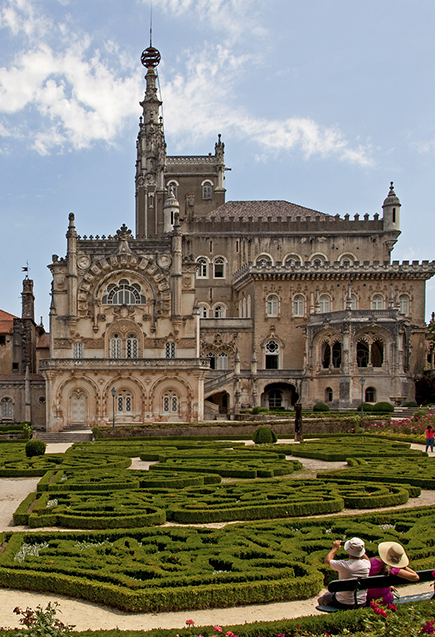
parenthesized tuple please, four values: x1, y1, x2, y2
(1, 44, 434, 430)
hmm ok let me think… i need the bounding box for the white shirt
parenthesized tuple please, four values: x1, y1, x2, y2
(330, 557, 371, 605)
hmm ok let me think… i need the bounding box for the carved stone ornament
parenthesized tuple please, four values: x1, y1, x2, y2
(157, 254, 172, 270)
(78, 255, 91, 270)
(182, 276, 191, 289)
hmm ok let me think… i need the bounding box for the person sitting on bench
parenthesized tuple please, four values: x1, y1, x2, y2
(366, 541, 419, 605)
(317, 537, 370, 609)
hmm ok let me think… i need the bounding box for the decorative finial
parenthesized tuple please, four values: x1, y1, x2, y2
(141, 46, 161, 68)
(389, 181, 395, 195)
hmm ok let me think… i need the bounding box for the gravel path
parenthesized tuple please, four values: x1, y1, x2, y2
(0, 440, 433, 630)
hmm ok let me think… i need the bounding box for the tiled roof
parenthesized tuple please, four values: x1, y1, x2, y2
(205, 200, 331, 221)
(37, 333, 50, 349)
(0, 310, 17, 334)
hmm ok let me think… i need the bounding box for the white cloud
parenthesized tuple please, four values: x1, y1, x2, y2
(162, 47, 373, 166)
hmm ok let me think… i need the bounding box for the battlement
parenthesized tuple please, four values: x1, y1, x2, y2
(184, 212, 386, 235)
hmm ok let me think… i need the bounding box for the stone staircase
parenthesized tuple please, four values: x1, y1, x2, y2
(36, 424, 93, 443)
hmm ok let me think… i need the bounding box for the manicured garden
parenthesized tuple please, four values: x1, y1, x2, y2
(0, 428, 435, 635)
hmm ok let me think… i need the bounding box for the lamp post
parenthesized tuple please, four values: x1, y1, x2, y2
(111, 387, 116, 430)
(360, 376, 366, 422)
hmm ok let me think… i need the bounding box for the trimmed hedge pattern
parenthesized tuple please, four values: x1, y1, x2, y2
(289, 435, 425, 461)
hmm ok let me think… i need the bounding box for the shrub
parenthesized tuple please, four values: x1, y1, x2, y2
(403, 401, 418, 407)
(252, 426, 277, 444)
(356, 402, 374, 412)
(252, 406, 269, 414)
(92, 425, 100, 440)
(313, 403, 330, 412)
(373, 402, 395, 413)
(25, 439, 46, 458)
(22, 423, 33, 441)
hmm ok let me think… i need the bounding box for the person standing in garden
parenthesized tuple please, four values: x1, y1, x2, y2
(317, 537, 370, 609)
(426, 424, 434, 453)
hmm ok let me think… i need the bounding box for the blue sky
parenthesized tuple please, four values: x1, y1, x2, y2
(0, 0, 434, 325)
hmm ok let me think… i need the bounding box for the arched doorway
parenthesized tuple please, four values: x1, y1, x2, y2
(261, 383, 299, 410)
(205, 391, 230, 415)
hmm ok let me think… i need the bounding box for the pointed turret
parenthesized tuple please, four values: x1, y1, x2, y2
(382, 181, 401, 231)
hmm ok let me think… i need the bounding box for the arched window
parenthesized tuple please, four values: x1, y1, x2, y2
(1, 397, 13, 420)
(399, 294, 409, 316)
(293, 295, 305, 317)
(325, 387, 333, 402)
(110, 334, 122, 359)
(165, 342, 176, 359)
(247, 295, 252, 318)
(199, 305, 208, 318)
(322, 343, 331, 369)
(256, 255, 272, 267)
(126, 335, 138, 359)
(268, 390, 282, 408)
(214, 305, 225, 318)
(167, 181, 178, 198)
(371, 294, 384, 310)
(319, 295, 330, 313)
(149, 194, 154, 208)
(312, 257, 323, 267)
(332, 342, 342, 368)
(365, 387, 376, 402)
(214, 257, 225, 279)
(102, 281, 146, 305)
(197, 258, 208, 279)
(265, 340, 279, 369)
(340, 255, 354, 267)
(348, 295, 357, 310)
(242, 297, 247, 318)
(206, 352, 216, 369)
(357, 341, 369, 367)
(285, 256, 301, 267)
(163, 392, 178, 413)
(266, 295, 279, 317)
(371, 340, 384, 367)
(217, 352, 228, 370)
(117, 391, 132, 413)
(202, 181, 213, 199)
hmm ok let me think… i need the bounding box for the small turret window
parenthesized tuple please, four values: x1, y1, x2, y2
(202, 181, 213, 199)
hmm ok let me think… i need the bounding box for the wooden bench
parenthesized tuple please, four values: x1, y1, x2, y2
(317, 568, 434, 612)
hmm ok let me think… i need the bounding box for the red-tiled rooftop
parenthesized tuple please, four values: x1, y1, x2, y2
(0, 310, 17, 334)
(37, 333, 50, 349)
(205, 200, 331, 221)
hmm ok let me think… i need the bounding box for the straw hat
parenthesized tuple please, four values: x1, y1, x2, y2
(378, 541, 409, 568)
(344, 537, 366, 558)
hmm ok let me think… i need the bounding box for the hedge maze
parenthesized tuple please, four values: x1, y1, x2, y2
(2, 435, 435, 611)
(2, 507, 435, 612)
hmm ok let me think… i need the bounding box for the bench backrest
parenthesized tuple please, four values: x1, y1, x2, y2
(328, 568, 434, 593)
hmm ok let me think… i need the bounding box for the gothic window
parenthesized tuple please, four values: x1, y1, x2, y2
(325, 387, 333, 402)
(293, 294, 305, 317)
(206, 352, 216, 369)
(365, 387, 376, 402)
(126, 334, 138, 359)
(149, 194, 154, 208)
(319, 294, 330, 313)
(110, 334, 122, 359)
(165, 342, 176, 359)
(213, 257, 225, 279)
(242, 297, 247, 318)
(399, 294, 409, 316)
(197, 258, 208, 279)
(217, 352, 228, 370)
(266, 295, 279, 317)
(73, 342, 84, 359)
(167, 181, 178, 198)
(371, 294, 384, 310)
(371, 340, 384, 367)
(268, 390, 282, 408)
(247, 295, 252, 318)
(265, 340, 279, 369)
(214, 305, 225, 318)
(256, 255, 272, 267)
(332, 342, 342, 368)
(357, 341, 369, 367)
(163, 392, 178, 413)
(202, 181, 213, 199)
(322, 343, 331, 368)
(103, 280, 146, 305)
(117, 391, 132, 413)
(198, 305, 208, 318)
(1, 397, 13, 420)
